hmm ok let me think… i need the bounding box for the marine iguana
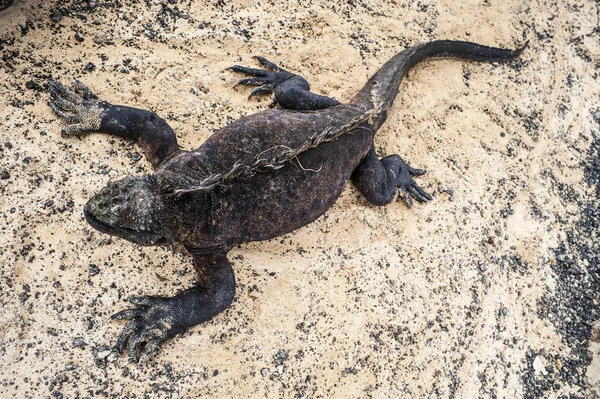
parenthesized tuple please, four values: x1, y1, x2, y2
(48, 39, 526, 362)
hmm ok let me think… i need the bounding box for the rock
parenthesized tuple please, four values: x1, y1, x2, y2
(89, 264, 100, 276)
(533, 355, 548, 376)
(100, 290, 118, 308)
(51, 10, 62, 23)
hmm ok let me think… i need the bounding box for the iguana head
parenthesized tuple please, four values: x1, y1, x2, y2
(84, 175, 168, 246)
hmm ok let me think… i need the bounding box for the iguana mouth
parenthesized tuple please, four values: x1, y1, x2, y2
(83, 204, 168, 246)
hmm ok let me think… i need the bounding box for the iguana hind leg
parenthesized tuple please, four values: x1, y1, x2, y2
(227, 56, 341, 111)
(352, 146, 433, 207)
(48, 79, 179, 168)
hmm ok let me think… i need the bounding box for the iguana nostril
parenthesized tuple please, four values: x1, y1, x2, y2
(112, 196, 128, 206)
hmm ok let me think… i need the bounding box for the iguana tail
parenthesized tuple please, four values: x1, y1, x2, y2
(350, 39, 528, 112)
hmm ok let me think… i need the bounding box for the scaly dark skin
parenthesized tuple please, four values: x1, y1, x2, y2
(0, 0, 13, 12)
(49, 40, 526, 362)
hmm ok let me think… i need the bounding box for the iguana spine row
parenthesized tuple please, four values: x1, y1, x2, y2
(171, 106, 382, 196)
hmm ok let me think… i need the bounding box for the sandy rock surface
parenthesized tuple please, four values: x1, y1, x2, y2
(1, 0, 599, 398)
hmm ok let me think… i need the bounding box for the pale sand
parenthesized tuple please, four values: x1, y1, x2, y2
(1, 1, 599, 398)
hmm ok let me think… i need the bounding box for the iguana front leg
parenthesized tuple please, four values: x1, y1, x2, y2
(111, 252, 235, 362)
(48, 79, 179, 168)
(227, 56, 341, 110)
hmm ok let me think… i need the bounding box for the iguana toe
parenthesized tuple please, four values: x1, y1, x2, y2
(228, 57, 296, 100)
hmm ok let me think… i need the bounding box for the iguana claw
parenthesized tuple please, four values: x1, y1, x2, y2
(396, 160, 432, 207)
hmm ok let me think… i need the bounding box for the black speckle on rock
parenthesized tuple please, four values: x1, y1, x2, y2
(274, 349, 289, 365)
(25, 80, 42, 91)
(89, 264, 100, 276)
(1, 170, 9, 180)
(72, 338, 86, 349)
(145, 28, 157, 39)
(528, 110, 600, 398)
(51, 10, 62, 23)
(85, 62, 96, 72)
(10, 99, 25, 108)
(93, 345, 114, 365)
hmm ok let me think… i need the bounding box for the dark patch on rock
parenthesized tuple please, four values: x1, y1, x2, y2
(527, 109, 600, 398)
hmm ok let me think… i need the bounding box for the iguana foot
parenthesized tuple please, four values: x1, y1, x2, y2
(382, 155, 432, 207)
(48, 79, 110, 135)
(227, 57, 341, 110)
(111, 295, 191, 363)
(352, 147, 432, 207)
(227, 56, 299, 99)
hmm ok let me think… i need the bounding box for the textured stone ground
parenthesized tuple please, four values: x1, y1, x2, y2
(0, 1, 599, 398)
